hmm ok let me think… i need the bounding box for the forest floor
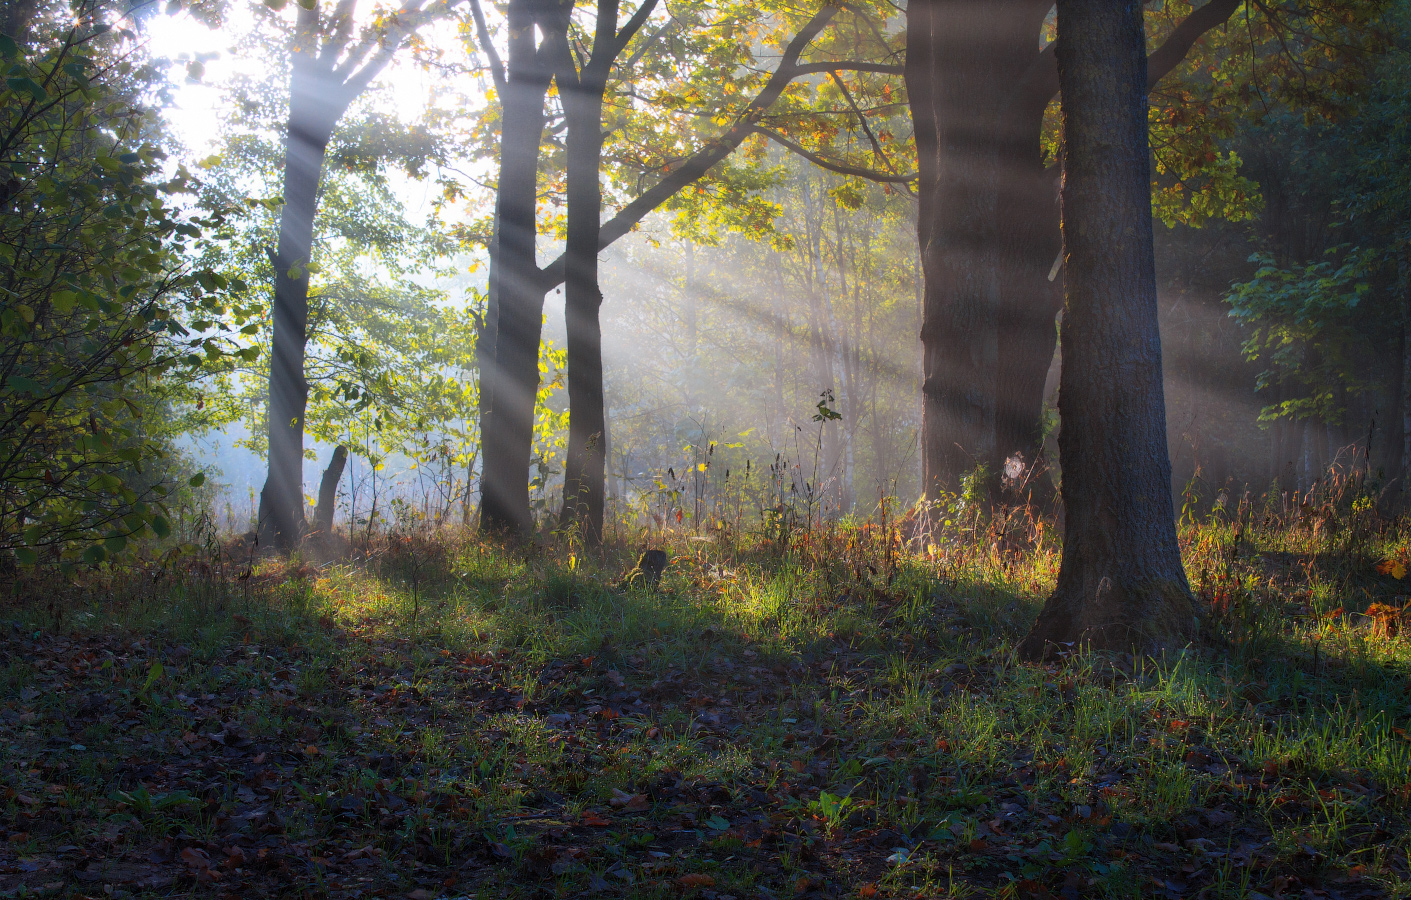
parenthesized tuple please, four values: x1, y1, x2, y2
(1, 509, 1410, 900)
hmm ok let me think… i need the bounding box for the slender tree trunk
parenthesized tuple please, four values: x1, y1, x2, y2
(478, 0, 564, 536)
(556, 0, 655, 543)
(1017, 0, 1194, 660)
(259, 31, 341, 551)
(558, 75, 610, 543)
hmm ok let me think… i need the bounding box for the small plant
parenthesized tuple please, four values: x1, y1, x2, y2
(807, 790, 856, 833)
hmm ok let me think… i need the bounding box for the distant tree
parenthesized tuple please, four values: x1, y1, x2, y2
(1017, 0, 1194, 659)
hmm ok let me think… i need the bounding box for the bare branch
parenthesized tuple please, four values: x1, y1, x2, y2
(750, 125, 916, 183)
(468, 0, 506, 93)
(827, 70, 900, 178)
(791, 61, 902, 76)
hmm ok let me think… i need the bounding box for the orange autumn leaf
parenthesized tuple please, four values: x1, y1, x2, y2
(1375, 558, 1407, 579)
(677, 873, 716, 888)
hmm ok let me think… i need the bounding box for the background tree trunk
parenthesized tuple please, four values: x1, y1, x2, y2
(1017, 0, 1195, 661)
(557, 50, 611, 544)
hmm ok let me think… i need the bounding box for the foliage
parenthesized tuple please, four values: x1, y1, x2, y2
(1222, 6, 1411, 429)
(0, 14, 247, 567)
(1227, 247, 1379, 423)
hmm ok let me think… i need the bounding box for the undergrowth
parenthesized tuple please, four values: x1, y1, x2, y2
(1, 489, 1409, 899)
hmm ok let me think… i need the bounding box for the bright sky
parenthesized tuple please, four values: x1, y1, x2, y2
(143, 3, 479, 165)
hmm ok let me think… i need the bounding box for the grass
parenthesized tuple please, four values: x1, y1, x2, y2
(0, 496, 1409, 899)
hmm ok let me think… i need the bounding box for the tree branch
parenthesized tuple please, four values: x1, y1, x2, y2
(751, 125, 916, 183)
(469, 0, 506, 93)
(827, 70, 902, 180)
(617, 17, 674, 75)
(608, 0, 659, 65)
(791, 60, 902, 76)
(1011, 0, 1242, 120)
(537, 3, 842, 289)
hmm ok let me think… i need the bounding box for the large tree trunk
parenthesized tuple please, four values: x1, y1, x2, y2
(909, 0, 1054, 499)
(477, 0, 564, 537)
(1017, 0, 1194, 661)
(259, 12, 341, 551)
(908, 0, 1243, 502)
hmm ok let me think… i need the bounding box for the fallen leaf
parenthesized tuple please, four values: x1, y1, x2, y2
(677, 873, 715, 888)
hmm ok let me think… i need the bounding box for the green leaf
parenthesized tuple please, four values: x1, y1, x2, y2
(0, 34, 17, 59)
(263, 0, 288, 9)
(150, 516, 171, 539)
(12, 547, 37, 567)
(5, 77, 46, 101)
(82, 544, 107, 565)
(104, 534, 128, 554)
(188, 472, 206, 487)
(296, 0, 317, 8)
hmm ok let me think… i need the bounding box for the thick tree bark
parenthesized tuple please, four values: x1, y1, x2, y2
(1017, 0, 1194, 660)
(906, 0, 1243, 500)
(990, 0, 1243, 488)
(477, 0, 566, 537)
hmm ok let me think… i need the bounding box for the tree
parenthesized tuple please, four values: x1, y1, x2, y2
(0, 7, 245, 567)
(906, 0, 1382, 499)
(1017, 0, 1194, 660)
(550, 0, 657, 544)
(476, 0, 573, 536)
(258, 0, 461, 550)
(479, 0, 905, 537)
